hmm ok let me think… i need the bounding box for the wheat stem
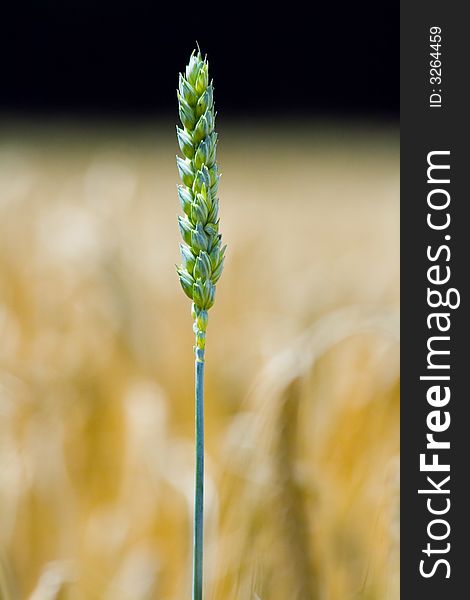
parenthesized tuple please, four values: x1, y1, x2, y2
(194, 348, 205, 600)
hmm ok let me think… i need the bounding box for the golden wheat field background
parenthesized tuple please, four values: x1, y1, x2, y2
(0, 119, 399, 600)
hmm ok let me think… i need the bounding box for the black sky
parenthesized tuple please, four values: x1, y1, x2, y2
(1, 1, 399, 117)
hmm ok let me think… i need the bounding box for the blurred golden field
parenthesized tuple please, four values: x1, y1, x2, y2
(0, 119, 399, 600)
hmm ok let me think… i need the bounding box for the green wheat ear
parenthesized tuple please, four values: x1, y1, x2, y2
(176, 48, 225, 600)
(176, 48, 225, 358)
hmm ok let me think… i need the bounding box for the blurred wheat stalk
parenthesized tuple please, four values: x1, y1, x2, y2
(0, 120, 399, 600)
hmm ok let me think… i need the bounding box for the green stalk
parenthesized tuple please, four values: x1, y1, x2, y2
(175, 49, 225, 600)
(193, 348, 205, 600)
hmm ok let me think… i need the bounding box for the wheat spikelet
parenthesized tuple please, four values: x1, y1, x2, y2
(176, 48, 225, 359)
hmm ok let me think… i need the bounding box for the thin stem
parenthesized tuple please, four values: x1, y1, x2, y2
(193, 347, 205, 600)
